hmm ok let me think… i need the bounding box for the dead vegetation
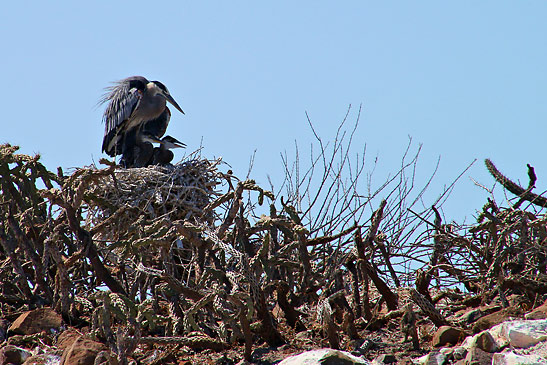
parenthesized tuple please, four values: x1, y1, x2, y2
(1, 116, 547, 364)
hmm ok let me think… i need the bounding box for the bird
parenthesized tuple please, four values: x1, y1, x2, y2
(140, 135, 186, 166)
(100, 76, 184, 167)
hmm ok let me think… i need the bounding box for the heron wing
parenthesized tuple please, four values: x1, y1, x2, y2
(101, 78, 145, 155)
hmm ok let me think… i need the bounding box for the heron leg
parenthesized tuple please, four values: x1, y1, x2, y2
(120, 130, 137, 168)
(119, 147, 134, 168)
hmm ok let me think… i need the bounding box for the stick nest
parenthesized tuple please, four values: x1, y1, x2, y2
(85, 158, 224, 242)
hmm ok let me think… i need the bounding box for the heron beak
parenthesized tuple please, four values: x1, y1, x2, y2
(168, 138, 186, 148)
(165, 94, 185, 115)
(173, 141, 186, 148)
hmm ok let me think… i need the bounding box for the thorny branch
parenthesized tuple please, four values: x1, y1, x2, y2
(1, 132, 546, 363)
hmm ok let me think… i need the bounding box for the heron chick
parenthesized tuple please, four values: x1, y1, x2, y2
(141, 135, 186, 166)
(100, 76, 184, 167)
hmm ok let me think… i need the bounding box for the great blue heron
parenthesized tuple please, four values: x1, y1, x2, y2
(141, 135, 186, 166)
(100, 76, 184, 167)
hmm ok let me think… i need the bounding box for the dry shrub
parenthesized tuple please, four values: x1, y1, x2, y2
(2, 120, 547, 364)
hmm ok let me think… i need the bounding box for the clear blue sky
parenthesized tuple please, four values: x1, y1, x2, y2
(1, 2, 546, 223)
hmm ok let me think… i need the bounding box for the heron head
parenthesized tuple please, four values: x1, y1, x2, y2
(161, 136, 186, 149)
(148, 81, 185, 115)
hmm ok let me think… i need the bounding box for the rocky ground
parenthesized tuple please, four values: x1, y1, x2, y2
(2, 291, 547, 364)
(2, 146, 547, 364)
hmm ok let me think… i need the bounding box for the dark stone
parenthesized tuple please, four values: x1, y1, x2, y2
(0, 344, 32, 364)
(525, 298, 547, 320)
(473, 331, 497, 352)
(457, 309, 485, 325)
(432, 326, 466, 347)
(472, 307, 522, 333)
(374, 354, 397, 363)
(61, 336, 109, 365)
(8, 308, 62, 336)
(56, 328, 84, 351)
(0, 319, 9, 342)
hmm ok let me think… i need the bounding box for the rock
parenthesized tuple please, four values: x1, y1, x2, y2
(456, 305, 503, 326)
(279, 349, 371, 364)
(465, 347, 493, 365)
(56, 328, 83, 351)
(373, 354, 397, 364)
(492, 351, 546, 364)
(8, 307, 63, 335)
(472, 307, 521, 334)
(415, 350, 446, 365)
(0, 319, 10, 342)
(396, 359, 413, 365)
(524, 309, 547, 320)
(452, 346, 467, 360)
(432, 326, 466, 347)
(456, 308, 485, 325)
(525, 299, 547, 320)
(23, 353, 62, 365)
(0, 345, 32, 364)
(472, 331, 498, 353)
(294, 330, 312, 340)
(494, 319, 547, 348)
(61, 336, 109, 365)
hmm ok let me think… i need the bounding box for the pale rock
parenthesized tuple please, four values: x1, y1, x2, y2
(439, 347, 453, 357)
(279, 348, 371, 364)
(415, 351, 446, 365)
(492, 351, 546, 364)
(23, 353, 62, 365)
(520, 340, 547, 360)
(461, 331, 498, 351)
(493, 319, 547, 348)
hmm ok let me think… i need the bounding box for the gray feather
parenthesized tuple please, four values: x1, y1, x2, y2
(100, 76, 147, 154)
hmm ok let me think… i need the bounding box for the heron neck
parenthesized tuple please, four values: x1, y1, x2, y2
(140, 93, 167, 118)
